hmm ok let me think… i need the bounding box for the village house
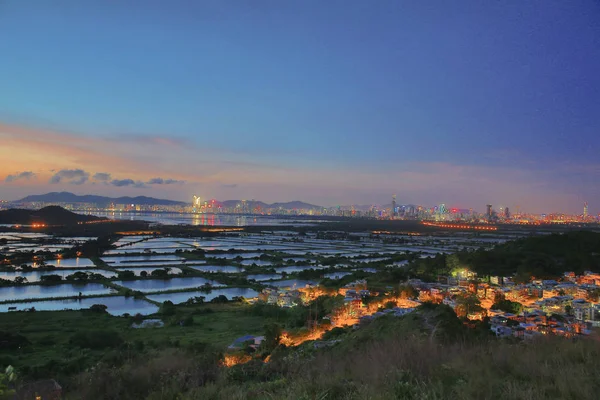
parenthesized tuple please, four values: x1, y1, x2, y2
(563, 271, 576, 282)
(228, 335, 265, 351)
(490, 276, 503, 285)
(580, 272, 600, 286)
(339, 280, 367, 296)
(572, 299, 595, 322)
(490, 324, 513, 338)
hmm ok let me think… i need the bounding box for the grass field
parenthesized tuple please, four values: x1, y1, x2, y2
(0, 302, 279, 381)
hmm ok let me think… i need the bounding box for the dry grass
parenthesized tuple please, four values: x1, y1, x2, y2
(191, 336, 600, 400)
(63, 324, 600, 400)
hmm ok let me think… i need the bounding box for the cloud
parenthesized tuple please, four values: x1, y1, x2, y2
(146, 177, 185, 185)
(49, 169, 89, 185)
(93, 172, 112, 182)
(2, 121, 596, 214)
(110, 179, 146, 188)
(5, 171, 36, 182)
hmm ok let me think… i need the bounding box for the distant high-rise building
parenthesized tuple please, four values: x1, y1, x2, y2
(392, 194, 397, 217)
(486, 204, 493, 220)
(193, 195, 202, 212)
(584, 202, 589, 219)
(505, 207, 510, 219)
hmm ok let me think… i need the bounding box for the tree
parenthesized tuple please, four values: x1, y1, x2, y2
(150, 268, 170, 278)
(455, 294, 484, 318)
(185, 296, 205, 305)
(491, 299, 523, 314)
(13, 276, 27, 285)
(0, 366, 16, 399)
(67, 271, 90, 281)
(446, 254, 461, 271)
(40, 274, 62, 282)
(398, 284, 418, 299)
(263, 323, 282, 351)
(210, 295, 229, 303)
(117, 270, 136, 280)
(89, 304, 108, 313)
(161, 301, 176, 316)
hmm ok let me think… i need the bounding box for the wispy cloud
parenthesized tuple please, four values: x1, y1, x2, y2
(49, 169, 90, 185)
(146, 177, 184, 185)
(110, 179, 146, 188)
(4, 171, 36, 183)
(93, 172, 112, 182)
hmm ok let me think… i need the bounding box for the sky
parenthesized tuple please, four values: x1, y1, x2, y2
(1, 1, 599, 214)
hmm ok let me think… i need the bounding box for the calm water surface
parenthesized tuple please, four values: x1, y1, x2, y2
(114, 277, 223, 292)
(0, 296, 158, 316)
(0, 283, 112, 302)
(147, 287, 259, 304)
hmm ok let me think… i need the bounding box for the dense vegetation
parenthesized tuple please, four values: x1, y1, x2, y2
(409, 231, 600, 282)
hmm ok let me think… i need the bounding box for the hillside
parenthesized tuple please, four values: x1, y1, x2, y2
(62, 304, 599, 400)
(220, 200, 323, 210)
(408, 230, 600, 282)
(0, 206, 106, 225)
(16, 193, 323, 210)
(17, 192, 187, 207)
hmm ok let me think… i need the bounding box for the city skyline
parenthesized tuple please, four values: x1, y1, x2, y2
(2, 190, 594, 218)
(2, 1, 600, 214)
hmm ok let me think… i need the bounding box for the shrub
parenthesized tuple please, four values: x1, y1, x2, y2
(89, 304, 108, 313)
(69, 330, 123, 349)
(0, 332, 29, 350)
(40, 274, 62, 282)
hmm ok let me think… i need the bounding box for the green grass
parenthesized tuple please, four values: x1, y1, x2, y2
(0, 302, 278, 382)
(127, 303, 278, 348)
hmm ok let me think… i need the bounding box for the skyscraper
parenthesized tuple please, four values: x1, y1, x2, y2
(505, 207, 510, 219)
(584, 202, 589, 219)
(392, 194, 397, 217)
(193, 195, 201, 212)
(486, 204, 493, 220)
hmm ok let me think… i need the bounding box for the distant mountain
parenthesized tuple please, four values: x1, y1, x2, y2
(0, 206, 106, 225)
(16, 192, 187, 207)
(219, 200, 323, 210)
(15, 192, 326, 210)
(270, 201, 323, 210)
(220, 200, 269, 209)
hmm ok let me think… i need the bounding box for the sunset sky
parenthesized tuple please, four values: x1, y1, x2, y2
(1, 1, 599, 213)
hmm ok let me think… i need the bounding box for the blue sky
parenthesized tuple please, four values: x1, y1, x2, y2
(1, 1, 599, 213)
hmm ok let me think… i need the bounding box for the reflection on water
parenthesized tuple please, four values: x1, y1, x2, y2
(0, 296, 158, 316)
(85, 212, 320, 227)
(114, 277, 224, 293)
(147, 287, 259, 304)
(0, 283, 112, 302)
(0, 269, 116, 282)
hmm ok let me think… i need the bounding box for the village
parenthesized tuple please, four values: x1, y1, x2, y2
(225, 269, 600, 363)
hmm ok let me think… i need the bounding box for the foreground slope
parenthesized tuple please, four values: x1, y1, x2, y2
(66, 304, 600, 400)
